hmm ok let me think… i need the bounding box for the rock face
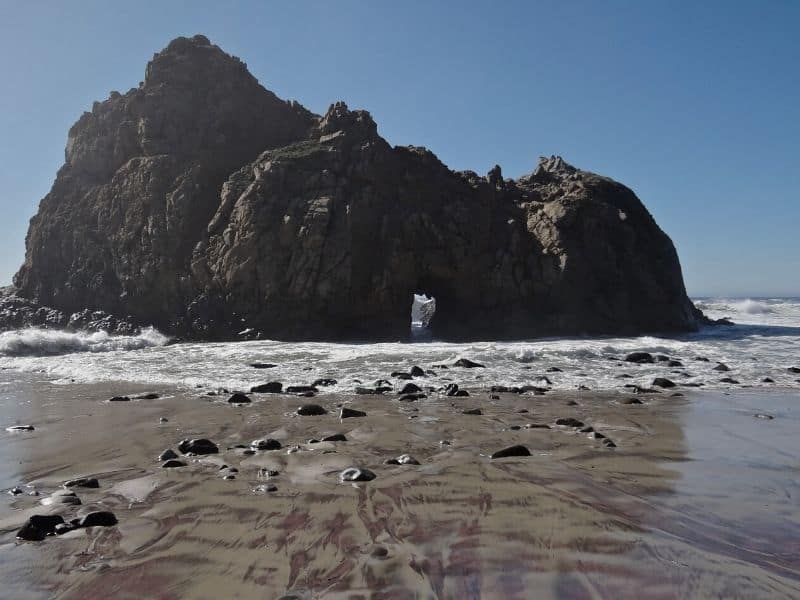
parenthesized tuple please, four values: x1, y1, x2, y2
(12, 35, 705, 341)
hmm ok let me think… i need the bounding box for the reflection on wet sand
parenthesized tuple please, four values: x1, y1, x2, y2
(0, 379, 798, 598)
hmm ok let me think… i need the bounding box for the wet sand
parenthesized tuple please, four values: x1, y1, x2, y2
(1, 377, 799, 599)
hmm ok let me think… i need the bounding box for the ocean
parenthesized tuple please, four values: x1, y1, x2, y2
(0, 298, 798, 395)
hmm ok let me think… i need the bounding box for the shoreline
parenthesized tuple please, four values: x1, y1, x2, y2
(1, 378, 798, 598)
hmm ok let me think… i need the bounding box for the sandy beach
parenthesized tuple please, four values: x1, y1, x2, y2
(1, 376, 798, 599)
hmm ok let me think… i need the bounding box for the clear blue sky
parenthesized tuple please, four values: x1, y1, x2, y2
(0, 0, 797, 296)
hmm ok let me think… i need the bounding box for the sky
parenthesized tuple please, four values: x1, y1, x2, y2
(0, 0, 797, 297)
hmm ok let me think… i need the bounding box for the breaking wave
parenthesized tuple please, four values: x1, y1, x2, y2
(0, 327, 169, 357)
(730, 299, 775, 315)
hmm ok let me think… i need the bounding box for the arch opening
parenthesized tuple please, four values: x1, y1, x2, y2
(410, 293, 436, 339)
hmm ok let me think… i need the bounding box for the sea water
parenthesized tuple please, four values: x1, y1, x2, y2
(0, 298, 798, 394)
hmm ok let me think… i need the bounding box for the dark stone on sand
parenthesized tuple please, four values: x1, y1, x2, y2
(720, 377, 740, 384)
(671, 392, 684, 397)
(712, 363, 730, 372)
(490, 385, 518, 393)
(652, 377, 676, 388)
(322, 433, 347, 442)
(453, 389, 470, 397)
(158, 449, 178, 461)
(443, 383, 460, 397)
(602, 439, 617, 448)
(579, 426, 594, 433)
(162, 459, 187, 468)
(565, 400, 578, 406)
(616, 374, 633, 379)
(250, 382, 283, 393)
(589, 431, 606, 439)
(625, 352, 654, 364)
(667, 360, 683, 367)
(250, 363, 277, 369)
(178, 438, 219, 455)
(490, 394, 500, 400)
(355, 387, 382, 395)
(546, 367, 562, 372)
(286, 385, 318, 394)
(6, 425, 35, 432)
(385, 454, 420, 465)
(339, 467, 376, 482)
(297, 404, 327, 416)
(63, 477, 99, 489)
(555, 418, 584, 428)
(399, 383, 422, 394)
(491, 445, 532, 459)
(462, 408, 482, 415)
(621, 397, 643, 405)
(250, 438, 282, 450)
(520, 385, 548, 394)
(17, 514, 65, 540)
(296, 391, 315, 397)
(391, 372, 412, 380)
(762, 377, 775, 383)
(410, 366, 425, 377)
(526, 423, 550, 429)
(625, 385, 661, 394)
(695, 356, 710, 362)
(134, 393, 160, 399)
(228, 392, 251, 404)
(109, 396, 130, 402)
(340, 407, 366, 419)
(399, 393, 426, 401)
(788, 367, 800, 374)
(79, 511, 118, 527)
(312, 378, 337, 387)
(16, 524, 47, 541)
(454, 358, 485, 368)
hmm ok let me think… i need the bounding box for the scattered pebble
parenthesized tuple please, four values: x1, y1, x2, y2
(491, 445, 532, 459)
(555, 418, 584, 428)
(79, 511, 118, 527)
(453, 358, 485, 368)
(178, 438, 219, 455)
(251, 438, 282, 450)
(297, 404, 327, 416)
(340, 467, 376, 482)
(385, 454, 420, 465)
(340, 407, 367, 419)
(6, 425, 35, 432)
(63, 477, 99, 489)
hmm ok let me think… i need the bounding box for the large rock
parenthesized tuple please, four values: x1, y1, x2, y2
(13, 35, 315, 334)
(12, 35, 706, 341)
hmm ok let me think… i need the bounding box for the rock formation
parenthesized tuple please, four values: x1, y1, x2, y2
(11, 35, 706, 340)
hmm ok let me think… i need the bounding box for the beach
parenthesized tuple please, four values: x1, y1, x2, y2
(1, 374, 798, 599)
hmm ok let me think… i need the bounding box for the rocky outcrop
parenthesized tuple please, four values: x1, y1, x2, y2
(12, 35, 705, 340)
(13, 35, 315, 329)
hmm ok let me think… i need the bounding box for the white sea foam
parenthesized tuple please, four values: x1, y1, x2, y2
(1, 298, 798, 393)
(0, 327, 169, 357)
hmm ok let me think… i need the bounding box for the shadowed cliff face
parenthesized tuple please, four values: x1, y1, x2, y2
(14, 36, 702, 340)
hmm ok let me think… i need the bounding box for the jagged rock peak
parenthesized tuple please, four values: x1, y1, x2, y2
(534, 155, 577, 176)
(318, 101, 378, 140)
(144, 34, 250, 88)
